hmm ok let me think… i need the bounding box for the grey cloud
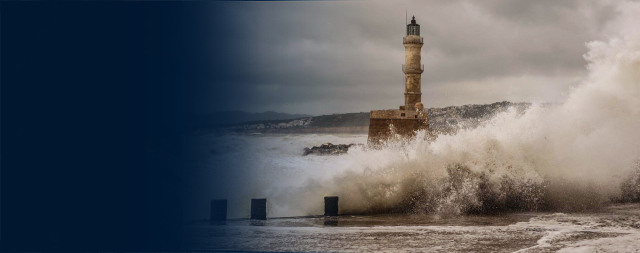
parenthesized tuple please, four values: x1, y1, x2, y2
(209, 0, 619, 115)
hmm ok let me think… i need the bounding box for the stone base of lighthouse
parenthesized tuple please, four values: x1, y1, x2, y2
(367, 108, 428, 147)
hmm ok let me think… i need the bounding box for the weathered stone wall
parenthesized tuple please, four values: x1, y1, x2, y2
(368, 109, 428, 146)
(404, 73, 422, 110)
(370, 109, 427, 119)
(403, 35, 423, 111)
(404, 35, 422, 67)
(367, 117, 428, 146)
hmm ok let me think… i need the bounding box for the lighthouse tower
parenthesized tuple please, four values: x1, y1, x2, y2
(367, 15, 428, 146)
(403, 16, 424, 111)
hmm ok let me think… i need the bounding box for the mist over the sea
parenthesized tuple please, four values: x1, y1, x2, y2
(190, 1, 640, 220)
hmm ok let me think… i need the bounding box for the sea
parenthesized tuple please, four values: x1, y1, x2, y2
(184, 133, 640, 252)
(184, 4, 640, 250)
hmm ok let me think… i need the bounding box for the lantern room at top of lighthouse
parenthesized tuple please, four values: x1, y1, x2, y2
(407, 16, 420, 36)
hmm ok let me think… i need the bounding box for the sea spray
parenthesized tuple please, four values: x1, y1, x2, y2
(265, 1, 640, 217)
(192, 1, 640, 220)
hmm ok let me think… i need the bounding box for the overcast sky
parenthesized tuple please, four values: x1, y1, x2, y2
(207, 0, 620, 115)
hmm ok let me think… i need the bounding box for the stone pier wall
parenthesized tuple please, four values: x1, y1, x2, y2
(367, 109, 428, 146)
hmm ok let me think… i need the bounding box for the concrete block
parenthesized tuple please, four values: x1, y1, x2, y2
(251, 198, 267, 220)
(324, 196, 339, 216)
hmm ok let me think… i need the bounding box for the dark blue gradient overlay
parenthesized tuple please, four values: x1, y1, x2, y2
(1, 2, 237, 251)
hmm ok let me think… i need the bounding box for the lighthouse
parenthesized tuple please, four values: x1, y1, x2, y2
(368, 15, 428, 146)
(403, 16, 424, 111)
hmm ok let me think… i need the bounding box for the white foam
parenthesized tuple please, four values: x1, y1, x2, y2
(192, 1, 640, 220)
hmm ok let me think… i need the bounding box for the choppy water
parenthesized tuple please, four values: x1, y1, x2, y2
(190, 3, 640, 216)
(187, 204, 640, 252)
(186, 1, 640, 251)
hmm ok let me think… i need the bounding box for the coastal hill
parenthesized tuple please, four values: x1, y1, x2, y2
(194, 111, 311, 128)
(212, 101, 530, 134)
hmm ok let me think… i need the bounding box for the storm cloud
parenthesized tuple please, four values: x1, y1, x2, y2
(205, 0, 619, 115)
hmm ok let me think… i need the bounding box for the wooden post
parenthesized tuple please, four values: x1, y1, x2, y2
(324, 196, 339, 216)
(210, 199, 227, 225)
(251, 198, 267, 220)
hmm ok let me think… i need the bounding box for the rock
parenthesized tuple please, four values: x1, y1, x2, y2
(303, 143, 361, 156)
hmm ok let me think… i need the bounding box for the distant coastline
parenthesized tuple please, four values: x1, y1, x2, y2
(194, 101, 532, 135)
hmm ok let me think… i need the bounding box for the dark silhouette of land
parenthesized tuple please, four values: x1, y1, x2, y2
(200, 101, 531, 134)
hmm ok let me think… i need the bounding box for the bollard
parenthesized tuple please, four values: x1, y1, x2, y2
(210, 199, 227, 225)
(324, 196, 339, 216)
(251, 198, 267, 220)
